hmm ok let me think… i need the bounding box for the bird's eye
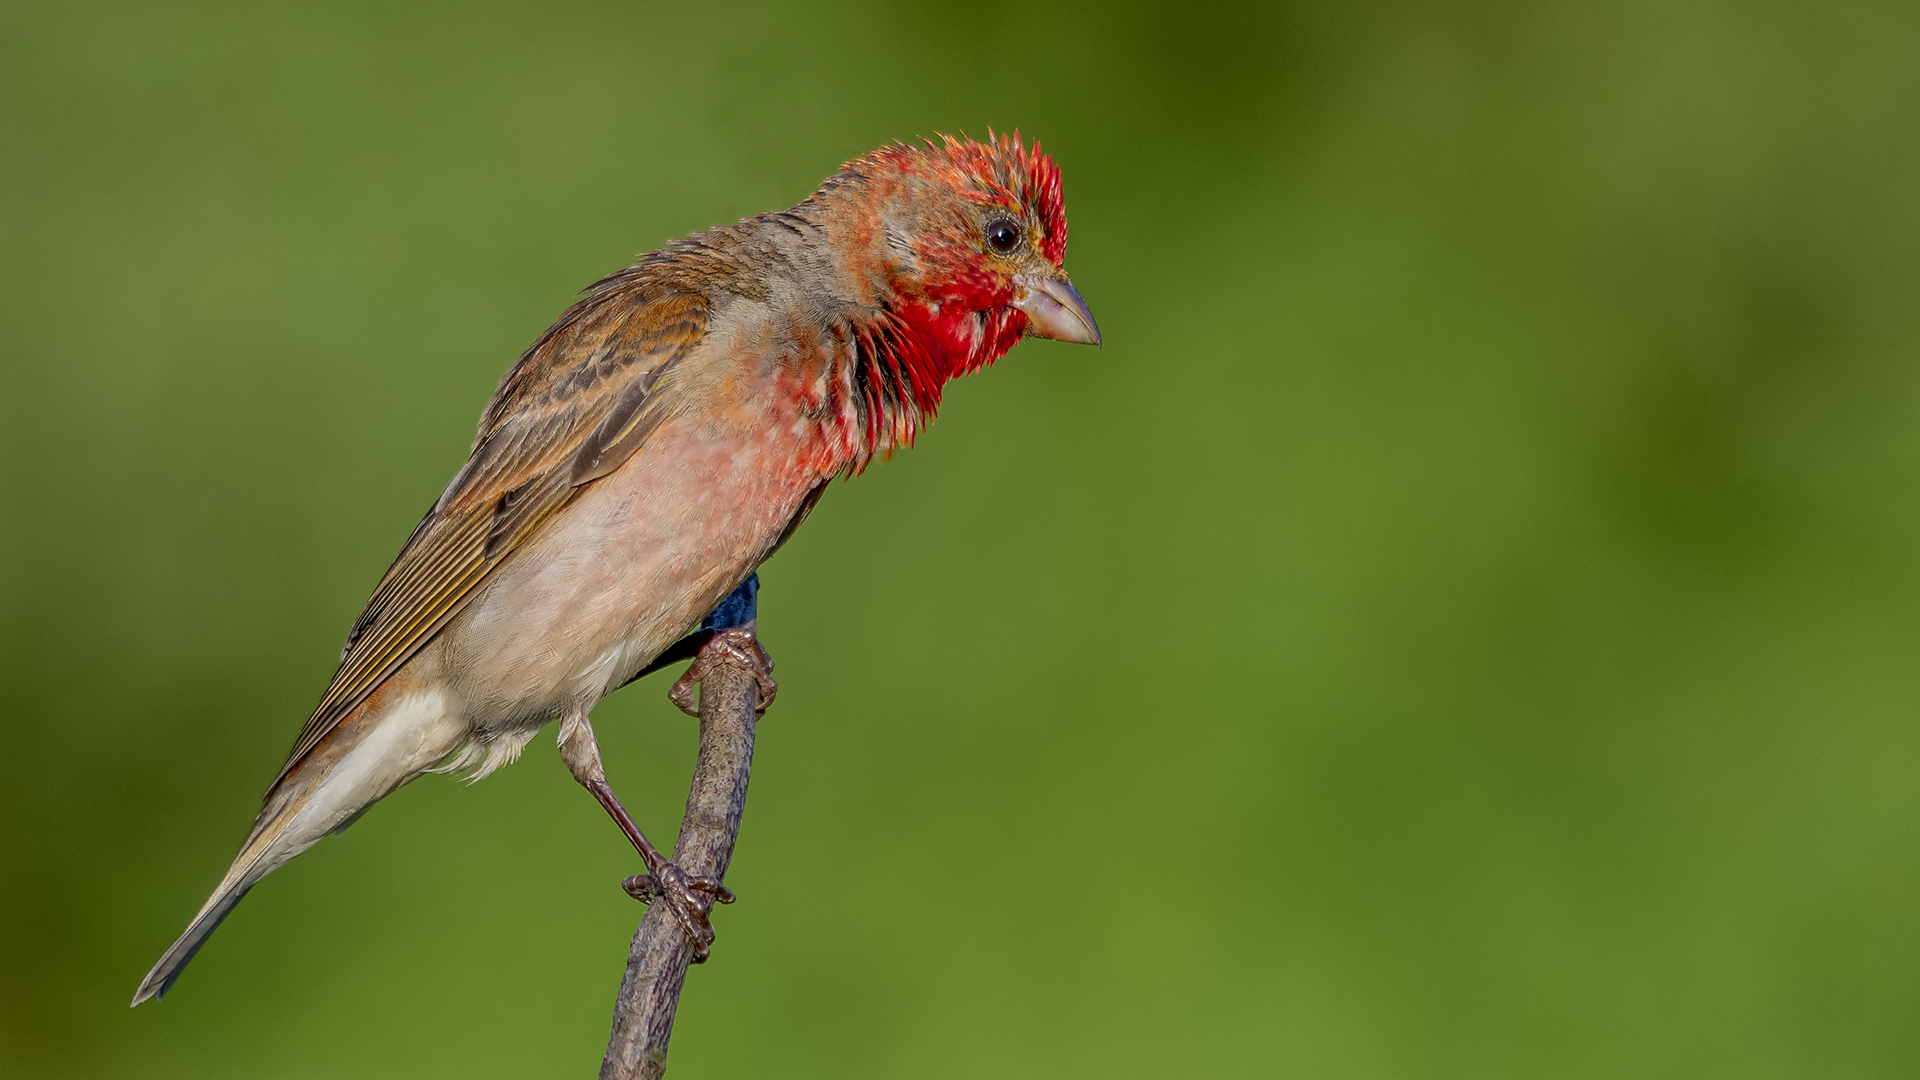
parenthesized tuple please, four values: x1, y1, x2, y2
(985, 218, 1023, 254)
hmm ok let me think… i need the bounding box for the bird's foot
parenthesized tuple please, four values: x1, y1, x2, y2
(669, 628, 777, 717)
(622, 863, 736, 961)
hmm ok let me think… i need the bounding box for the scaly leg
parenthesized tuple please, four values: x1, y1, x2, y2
(557, 709, 733, 959)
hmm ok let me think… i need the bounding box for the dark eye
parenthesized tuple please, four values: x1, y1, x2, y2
(985, 218, 1023, 254)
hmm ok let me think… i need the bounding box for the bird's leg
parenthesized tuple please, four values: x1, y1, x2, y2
(557, 709, 734, 960)
(669, 628, 777, 717)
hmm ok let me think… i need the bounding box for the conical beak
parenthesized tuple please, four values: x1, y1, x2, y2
(1012, 272, 1102, 346)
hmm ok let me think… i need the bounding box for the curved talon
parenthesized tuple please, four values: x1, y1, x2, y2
(669, 628, 778, 718)
(623, 870, 733, 903)
(623, 861, 736, 960)
(658, 863, 715, 956)
(667, 673, 700, 717)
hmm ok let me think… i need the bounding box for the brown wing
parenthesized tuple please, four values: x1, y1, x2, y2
(269, 282, 711, 792)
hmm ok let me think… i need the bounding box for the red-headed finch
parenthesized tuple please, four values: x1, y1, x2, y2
(134, 133, 1099, 1004)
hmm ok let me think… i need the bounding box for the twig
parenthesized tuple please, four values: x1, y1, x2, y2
(598, 623, 765, 1080)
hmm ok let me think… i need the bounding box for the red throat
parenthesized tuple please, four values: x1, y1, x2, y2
(827, 131, 1068, 469)
(840, 297, 1027, 469)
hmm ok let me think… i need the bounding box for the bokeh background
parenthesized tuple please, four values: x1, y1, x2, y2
(4, 1, 1919, 1076)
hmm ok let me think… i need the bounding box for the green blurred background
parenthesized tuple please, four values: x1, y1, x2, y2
(4, 0, 1918, 1076)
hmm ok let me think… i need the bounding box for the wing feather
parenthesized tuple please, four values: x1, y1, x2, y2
(269, 284, 710, 791)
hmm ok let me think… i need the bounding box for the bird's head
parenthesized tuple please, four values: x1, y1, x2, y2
(817, 133, 1100, 390)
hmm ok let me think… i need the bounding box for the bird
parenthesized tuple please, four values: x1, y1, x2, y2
(132, 132, 1100, 1005)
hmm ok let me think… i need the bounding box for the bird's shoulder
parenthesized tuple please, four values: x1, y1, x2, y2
(273, 266, 727, 791)
(447, 271, 716, 511)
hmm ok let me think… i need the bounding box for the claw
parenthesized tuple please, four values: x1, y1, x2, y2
(620, 862, 736, 961)
(667, 673, 699, 717)
(670, 628, 777, 717)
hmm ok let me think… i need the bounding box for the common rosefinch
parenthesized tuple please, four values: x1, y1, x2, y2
(133, 133, 1098, 1004)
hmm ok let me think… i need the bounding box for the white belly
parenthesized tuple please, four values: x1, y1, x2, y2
(428, 411, 826, 738)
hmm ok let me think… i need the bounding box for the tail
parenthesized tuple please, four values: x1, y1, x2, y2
(130, 809, 304, 1005)
(132, 682, 463, 1005)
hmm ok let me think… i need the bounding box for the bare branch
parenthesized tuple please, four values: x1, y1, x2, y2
(599, 629, 765, 1080)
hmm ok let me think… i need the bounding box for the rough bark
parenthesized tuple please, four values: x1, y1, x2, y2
(599, 632, 763, 1080)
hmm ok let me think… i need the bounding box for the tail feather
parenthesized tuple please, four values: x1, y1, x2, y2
(131, 806, 295, 1005)
(132, 683, 462, 1005)
(133, 790, 342, 1005)
(130, 873, 261, 1005)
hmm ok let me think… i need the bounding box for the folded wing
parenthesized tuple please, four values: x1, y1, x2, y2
(270, 281, 710, 792)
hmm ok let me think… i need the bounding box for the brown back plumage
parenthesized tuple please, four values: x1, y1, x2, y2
(269, 275, 711, 792)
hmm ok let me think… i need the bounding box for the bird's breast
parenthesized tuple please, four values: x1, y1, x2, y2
(434, 377, 843, 728)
